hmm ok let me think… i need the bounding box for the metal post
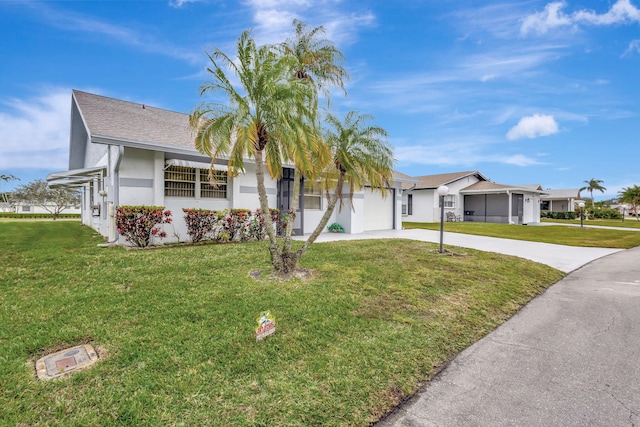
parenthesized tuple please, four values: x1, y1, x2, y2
(439, 195, 445, 253)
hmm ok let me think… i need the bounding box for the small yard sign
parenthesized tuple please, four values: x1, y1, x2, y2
(256, 311, 276, 342)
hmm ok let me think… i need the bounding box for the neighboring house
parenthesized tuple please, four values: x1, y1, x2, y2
(47, 90, 407, 244)
(540, 188, 581, 212)
(401, 171, 546, 224)
(12, 203, 81, 215)
(611, 203, 635, 217)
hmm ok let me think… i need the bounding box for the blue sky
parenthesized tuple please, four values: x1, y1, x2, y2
(1, 0, 638, 200)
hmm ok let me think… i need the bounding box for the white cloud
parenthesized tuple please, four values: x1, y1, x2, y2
(521, 0, 640, 35)
(499, 154, 543, 166)
(622, 39, 640, 56)
(521, 2, 573, 35)
(242, 0, 375, 46)
(506, 114, 559, 140)
(394, 141, 544, 168)
(574, 0, 640, 25)
(169, 0, 206, 7)
(0, 88, 71, 170)
(29, 3, 200, 63)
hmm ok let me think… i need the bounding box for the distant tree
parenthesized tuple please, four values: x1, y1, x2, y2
(619, 185, 640, 221)
(579, 178, 606, 208)
(11, 179, 80, 219)
(0, 173, 18, 182)
(1, 174, 19, 212)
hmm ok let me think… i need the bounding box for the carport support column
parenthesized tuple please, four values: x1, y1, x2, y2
(507, 190, 513, 224)
(437, 185, 449, 253)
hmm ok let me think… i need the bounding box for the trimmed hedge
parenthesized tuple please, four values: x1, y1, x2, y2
(0, 213, 80, 219)
(182, 208, 283, 243)
(541, 211, 576, 220)
(585, 207, 622, 220)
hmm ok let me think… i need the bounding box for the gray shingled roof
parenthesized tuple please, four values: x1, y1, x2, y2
(460, 181, 514, 191)
(541, 188, 581, 199)
(73, 90, 195, 149)
(405, 171, 485, 190)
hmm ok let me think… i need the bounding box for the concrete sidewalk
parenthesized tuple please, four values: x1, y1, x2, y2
(294, 229, 621, 273)
(377, 245, 640, 426)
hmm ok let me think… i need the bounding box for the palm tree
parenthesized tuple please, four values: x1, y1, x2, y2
(0, 174, 18, 182)
(296, 111, 394, 256)
(579, 178, 606, 207)
(619, 185, 640, 221)
(277, 20, 349, 257)
(282, 19, 348, 103)
(190, 30, 321, 275)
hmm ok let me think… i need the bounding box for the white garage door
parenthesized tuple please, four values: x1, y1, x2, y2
(363, 188, 394, 231)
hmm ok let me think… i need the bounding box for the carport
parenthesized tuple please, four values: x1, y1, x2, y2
(460, 182, 545, 224)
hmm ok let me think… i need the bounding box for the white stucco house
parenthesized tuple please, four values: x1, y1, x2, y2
(47, 90, 409, 244)
(401, 171, 546, 224)
(540, 188, 581, 212)
(11, 203, 81, 215)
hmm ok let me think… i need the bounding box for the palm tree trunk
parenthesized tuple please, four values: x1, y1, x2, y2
(254, 151, 283, 271)
(275, 168, 303, 276)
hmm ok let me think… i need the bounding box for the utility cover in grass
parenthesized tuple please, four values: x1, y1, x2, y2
(35, 344, 99, 380)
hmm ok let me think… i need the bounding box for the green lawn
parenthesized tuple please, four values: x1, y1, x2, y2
(541, 218, 640, 229)
(1, 222, 565, 426)
(404, 221, 640, 249)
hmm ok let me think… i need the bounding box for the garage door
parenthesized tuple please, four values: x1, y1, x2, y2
(363, 188, 394, 231)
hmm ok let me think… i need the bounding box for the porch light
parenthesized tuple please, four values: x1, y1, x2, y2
(578, 201, 585, 228)
(437, 185, 449, 253)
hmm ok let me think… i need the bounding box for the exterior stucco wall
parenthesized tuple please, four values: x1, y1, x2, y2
(77, 146, 399, 243)
(118, 148, 156, 206)
(403, 189, 435, 222)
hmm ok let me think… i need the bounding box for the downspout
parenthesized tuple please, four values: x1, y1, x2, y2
(506, 190, 512, 224)
(106, 145, 124, 243)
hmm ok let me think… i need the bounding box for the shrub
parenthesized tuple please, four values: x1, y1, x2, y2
(586, 207, 622, 220)
(182, 208, 283, 243)
(115, 206, 172, 247)
(541, 211, 576, 220)
(328, 223, 345, 233)
(182, 208, 218, 243)
(0, 213, 80, 219)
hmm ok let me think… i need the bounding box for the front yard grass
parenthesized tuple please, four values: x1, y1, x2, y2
(1, 221, 564, 426)
(541, 218, 640, 229)
(404, 221, 640, 249)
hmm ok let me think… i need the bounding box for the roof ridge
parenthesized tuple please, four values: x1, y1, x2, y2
(73, 89, 189, 116)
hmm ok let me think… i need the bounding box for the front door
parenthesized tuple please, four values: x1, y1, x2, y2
(277, 168, 304, 235)
(512, 193, 524, 224)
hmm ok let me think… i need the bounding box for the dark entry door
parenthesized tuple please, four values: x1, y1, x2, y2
(277, 168, 303, 235)
(512, 194, 524, 224)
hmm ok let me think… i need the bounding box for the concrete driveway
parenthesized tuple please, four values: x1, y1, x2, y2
(377, 245, 640, 426)
(295, 229, 621, 273)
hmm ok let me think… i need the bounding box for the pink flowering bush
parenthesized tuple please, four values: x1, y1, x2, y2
(115, 206, 172, 247)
